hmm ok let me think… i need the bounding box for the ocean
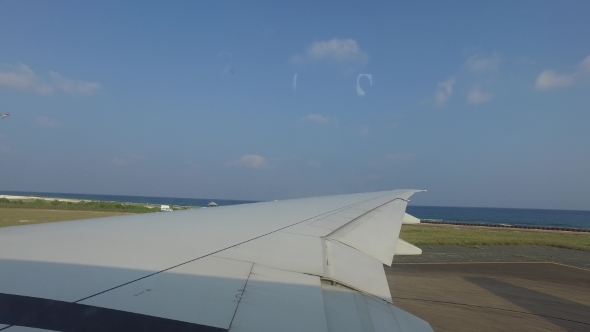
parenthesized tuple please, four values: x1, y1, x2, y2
(2, 191, 589, 230)
(406, 206, 590, 230)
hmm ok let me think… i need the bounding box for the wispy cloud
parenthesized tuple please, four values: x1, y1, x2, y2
(465, 53, 500, 72)
(468, 88, 493, 104)
(0, 63, 52, 95)
(360, 125, 369, 136)
(372, 153, 415, 169)
(535, 54, 590, 90)
(580, 55, 590, 73)
(385, 153, 415, 162)
(218, 51, 233, 75)
(36, 117, 60, 128)
(0, 134, 9, 153)
(111, 154, 148, 166)
(434, 77, 455, 106)
(307, 159, 321, 168)
(303, 114, 330, 124)
(291, 38, 368, 67)
(228, 154, 269, 169)
(112, 157, 129, 166)
(49, 71, 101, 95)
(0, 63, 101, 95)
(535, 70, 576, 90)
(515, 56, 536, 65)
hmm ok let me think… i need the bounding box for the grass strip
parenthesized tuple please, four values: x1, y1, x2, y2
(0, 208, 133, 228)
(400, 224, 590, 251)
(0, 198, 158, 213)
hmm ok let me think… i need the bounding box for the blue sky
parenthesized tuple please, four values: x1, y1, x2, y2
(1, 1, 589, 209)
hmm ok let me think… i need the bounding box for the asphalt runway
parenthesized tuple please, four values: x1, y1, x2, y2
(386, 262, 590, 332)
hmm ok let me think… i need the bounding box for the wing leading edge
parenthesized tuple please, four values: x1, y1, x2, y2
(0, 190, 432, 332)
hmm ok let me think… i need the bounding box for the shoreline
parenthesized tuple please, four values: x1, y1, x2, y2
(0, 195, 197, 209)
(2, 193, 589, 231)
(0, 194, 89, 203)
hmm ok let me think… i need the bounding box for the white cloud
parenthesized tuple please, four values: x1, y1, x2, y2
(307, 159, 321, 168)
(468, 88, 493, 104)
(36, 117, 59, 128)
(291, 38, 368, 66)
(303, 114, 330, 124)
(465, 53, 500, 72)
(49, 71, 101, 95)
(0, 63, 101, 95)
(360, 125, 369, 136)
(0, 63, 52, 95)
(434, 77, 455, 106)
(228, 154, 269, 169)
(535, 54, 590, 90)
(535, 70, 576, 90)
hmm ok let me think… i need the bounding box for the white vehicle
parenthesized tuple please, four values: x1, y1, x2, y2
(0, 190, 433, 331)
(160, 205, 173, 212)
(0, 112, 9, 119)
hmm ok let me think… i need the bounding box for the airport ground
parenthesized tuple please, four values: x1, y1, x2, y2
(1, 207, 589, 331)
(390, 246, 590, 332)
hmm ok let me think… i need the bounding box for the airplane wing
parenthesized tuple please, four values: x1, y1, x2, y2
(0, 189, 433, 332)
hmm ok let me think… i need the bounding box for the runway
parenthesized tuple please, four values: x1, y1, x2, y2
(387, 261, 590, 332)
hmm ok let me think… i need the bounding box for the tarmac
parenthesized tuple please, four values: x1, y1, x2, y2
(387, 246, 590, 332)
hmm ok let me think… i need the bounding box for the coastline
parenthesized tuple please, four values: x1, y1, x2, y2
(0, 194, 89, 203)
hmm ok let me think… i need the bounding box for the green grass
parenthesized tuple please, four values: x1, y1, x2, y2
(400, 224, 590, 251)
(0, 198, 160, 213)
(0, 208, 133, 228)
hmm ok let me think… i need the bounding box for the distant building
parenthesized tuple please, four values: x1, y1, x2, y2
(160, 205, 173, 212)
(208, 202, 218, 207)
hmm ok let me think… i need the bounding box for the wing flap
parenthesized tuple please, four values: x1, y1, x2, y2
(325, 239, 393, 303)
(326, 199, 408, 265)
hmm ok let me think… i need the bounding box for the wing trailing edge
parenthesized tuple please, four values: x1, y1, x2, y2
(325, 192, 424, 266)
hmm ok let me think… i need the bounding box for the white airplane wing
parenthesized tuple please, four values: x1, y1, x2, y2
(0, 189, 433, 332)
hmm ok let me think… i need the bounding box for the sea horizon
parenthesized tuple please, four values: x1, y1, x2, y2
(1, 190, 589, 211)
(2, 190, 589, 230)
